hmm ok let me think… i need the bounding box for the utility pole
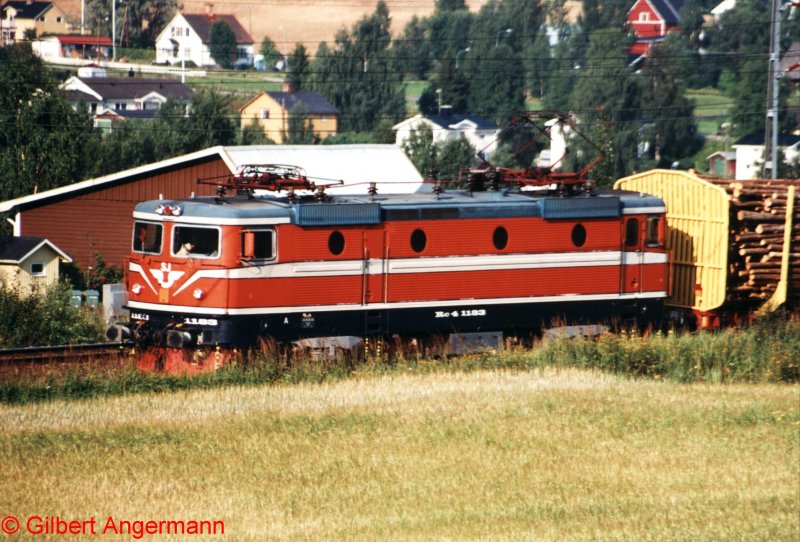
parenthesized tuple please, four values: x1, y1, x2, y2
(763, 0, 781, 179)
(763, 1, 799, 179)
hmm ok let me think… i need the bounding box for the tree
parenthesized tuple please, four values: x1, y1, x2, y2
(181, 88, 238, 148)
(567, 29, 642, 184)
(259, 36, 280, 70)
(401, 124, 476, 180)
(704, 0, 772, 137)
(86, 0, 179, 49)
(284, 104, 315, 144)
(209, 20, 237, 68)
(638, 36, 701, 167)
(310, 1, 406, 133)
(419, 57, 469, 115)
(240, 119, 274, 145)
(287, 44, 310, 92)
(0, 44, 98, 207)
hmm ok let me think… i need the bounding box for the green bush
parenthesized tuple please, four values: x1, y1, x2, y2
(0, 280, 104, 348)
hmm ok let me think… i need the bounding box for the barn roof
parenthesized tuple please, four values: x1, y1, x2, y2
(0, 145, 425, 215)
(0, 236, 72, 264)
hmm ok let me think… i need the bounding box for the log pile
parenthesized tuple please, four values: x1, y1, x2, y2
(705, 178, 799, 310)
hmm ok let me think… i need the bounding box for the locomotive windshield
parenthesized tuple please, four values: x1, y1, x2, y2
(172, 225, 220, 258)
(133, 221, 163, 254)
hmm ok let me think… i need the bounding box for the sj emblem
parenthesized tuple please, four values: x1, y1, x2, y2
(150, 262, 185, 289)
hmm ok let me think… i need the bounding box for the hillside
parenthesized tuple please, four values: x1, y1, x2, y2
(54, 0, 489, 52)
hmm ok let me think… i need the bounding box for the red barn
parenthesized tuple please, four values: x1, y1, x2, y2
(627, 0, 684, 56)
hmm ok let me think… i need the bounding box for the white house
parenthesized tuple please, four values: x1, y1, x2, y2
(393, 109, 501, 159)
(155, 9, 254, 67)
(61, 75, 193, 118)
(732, 133, 800, 179)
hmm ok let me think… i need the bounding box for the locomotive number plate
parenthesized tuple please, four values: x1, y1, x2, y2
(434, 309, 487, 318)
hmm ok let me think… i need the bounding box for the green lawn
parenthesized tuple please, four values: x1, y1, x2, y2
(687, 88, 734, 136)
(2, 369, 797, 540)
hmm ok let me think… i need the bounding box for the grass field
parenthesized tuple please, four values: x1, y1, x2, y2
(688, 88, 734, 136)
(1, 368, 797, 540)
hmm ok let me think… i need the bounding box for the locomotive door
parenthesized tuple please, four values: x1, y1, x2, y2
(621, 217, 644, 294)
(361, 229, 388, 333)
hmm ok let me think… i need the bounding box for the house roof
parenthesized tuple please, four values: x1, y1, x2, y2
(706, 150, 736, 160)
(734, 133, 800, 147)
(2, 1, 53, 19)
(182, 13, 254, 44)
(780, 42, 800, 82)
(262, 91, 339, 115)
(647, 0, 684, 25)
(0, 145, 426, 217)
(54, 35, 113, 46)
(0, 236, 72, 264)
(393, 113, 499, 132)
(64, 89, 97, 103)
(64, 76, 193, 101)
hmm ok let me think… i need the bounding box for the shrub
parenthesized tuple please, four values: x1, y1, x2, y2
(0, 280, 104, 348)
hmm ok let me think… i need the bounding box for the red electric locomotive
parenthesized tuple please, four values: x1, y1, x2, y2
(108, 159, 669, 373)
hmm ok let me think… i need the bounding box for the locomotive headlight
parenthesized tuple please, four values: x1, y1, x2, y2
(193, 288, 204, 300)
(131, 283, 143, 295)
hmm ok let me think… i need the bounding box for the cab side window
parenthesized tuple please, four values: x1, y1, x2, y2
(625, 218, 639, 248)
(646, 216, 662, 247)
(241, 229, 276, 260)
(133, 221, 162, 254)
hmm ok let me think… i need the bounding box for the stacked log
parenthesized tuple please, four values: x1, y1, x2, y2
(704, 178, 799, 310)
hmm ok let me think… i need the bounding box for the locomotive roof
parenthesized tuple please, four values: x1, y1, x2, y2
(133, 189, 665, 226)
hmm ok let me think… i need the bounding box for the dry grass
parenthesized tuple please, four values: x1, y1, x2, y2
(56, 0, 490, 52)
(1, 368, 798, 540)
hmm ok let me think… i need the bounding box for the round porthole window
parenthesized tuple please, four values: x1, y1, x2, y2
(328, 231, 345, 255)
(493, 226, 508, 250)
(410, 229, 427, 253)
(571, 224, 587, 247)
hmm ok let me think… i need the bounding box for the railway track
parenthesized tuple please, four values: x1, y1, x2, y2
(0, 342, 124, 365)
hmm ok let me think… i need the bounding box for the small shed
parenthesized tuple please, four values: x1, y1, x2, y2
(706, 150, 736, 179)
(0, 236, 72, 290)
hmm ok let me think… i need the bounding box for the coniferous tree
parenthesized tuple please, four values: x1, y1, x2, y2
(209, 20, 237, 68)
(310, 1, 405, 133)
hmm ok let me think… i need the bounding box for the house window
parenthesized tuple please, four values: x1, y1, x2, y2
(56, 16, 62, 23)
(30, 262, 46, 277)
(185, 28, 190, 36)
(638, 12, 649, 21)
(259, 109, 269, 119)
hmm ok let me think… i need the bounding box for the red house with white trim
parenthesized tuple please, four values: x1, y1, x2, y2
(627, 0, 685, 56)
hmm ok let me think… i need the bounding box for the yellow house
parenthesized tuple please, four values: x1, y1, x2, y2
(1, 1, 71, 44)
(239, 88, 339, 144)
(0, 236, 72, 291)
